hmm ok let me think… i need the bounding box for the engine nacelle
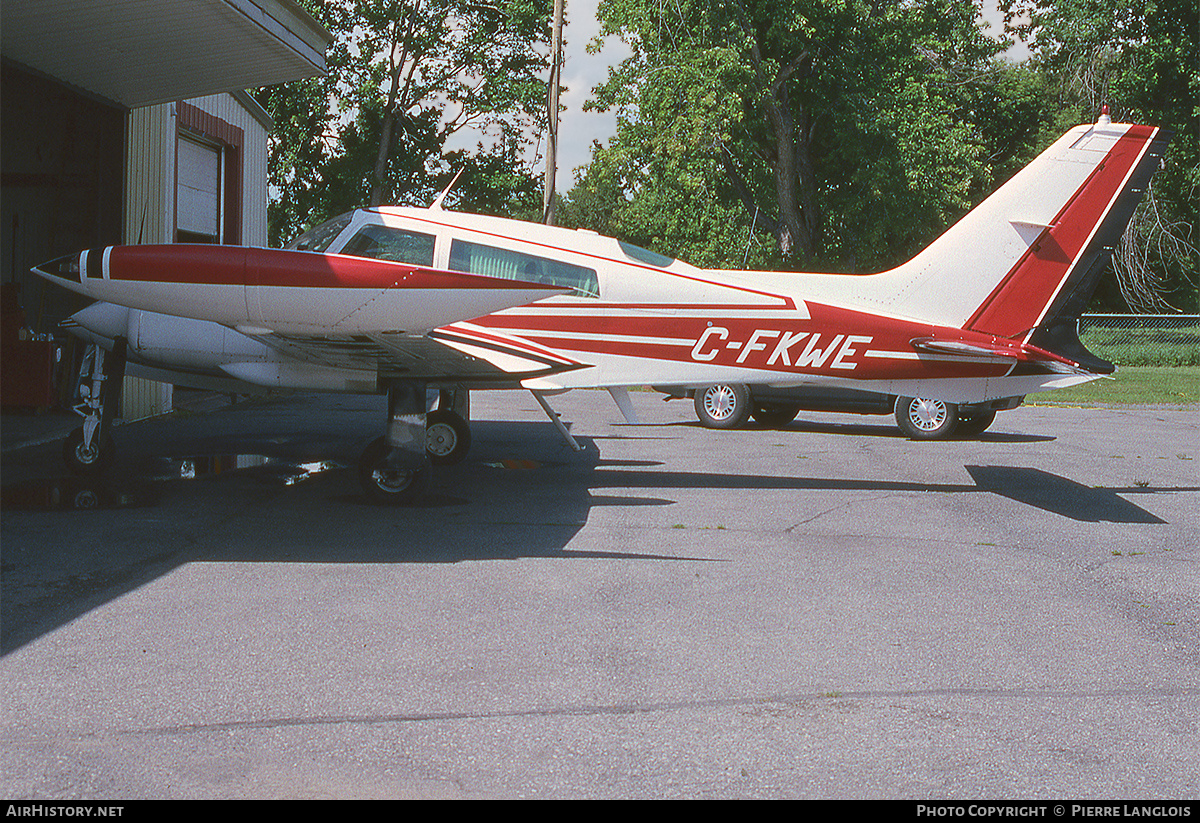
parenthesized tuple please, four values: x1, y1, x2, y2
(69, 303, 276, 372)
(128, 309, 276, 371)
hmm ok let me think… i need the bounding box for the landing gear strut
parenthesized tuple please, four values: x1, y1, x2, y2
(64, 339, 127, 474)
(358, 380, 432, 504)
(426, 387, 471, 465)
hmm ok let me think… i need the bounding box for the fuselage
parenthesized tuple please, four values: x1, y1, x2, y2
(50, 204, 1089, 404)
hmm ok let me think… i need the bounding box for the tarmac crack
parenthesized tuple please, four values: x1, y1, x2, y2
(109, 686, 1200, 739)
(785, 493, 906, 531)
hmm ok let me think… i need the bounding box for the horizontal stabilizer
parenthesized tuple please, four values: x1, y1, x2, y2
(912, 335, 1095, 375)
(911, 337, 1020, 359)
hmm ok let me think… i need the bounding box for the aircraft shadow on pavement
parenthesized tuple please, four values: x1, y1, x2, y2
(963, 465, 1175, 524)
(2, 413, 1192, 655)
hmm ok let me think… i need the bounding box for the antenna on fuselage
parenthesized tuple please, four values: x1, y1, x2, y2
(430, 169, 464, 211)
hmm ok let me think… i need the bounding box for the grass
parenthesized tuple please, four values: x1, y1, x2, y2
(1080, 324, 1200, 367)
(1029, 366, 1200, 406)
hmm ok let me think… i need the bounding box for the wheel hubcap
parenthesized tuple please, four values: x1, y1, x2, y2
(426, 423, 456, 457)
(908, 398, 948, 431)
(371, 467, 414, 493)
(76, 443, 99, 463)
(703, 387, 737, 420)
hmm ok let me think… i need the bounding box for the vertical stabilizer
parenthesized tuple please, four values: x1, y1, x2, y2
(869, 121, 1170, 366)
(963, 123, 1170, 372)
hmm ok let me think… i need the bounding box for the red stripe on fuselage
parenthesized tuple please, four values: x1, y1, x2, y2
(965, 126, 1156, 339)
(436, 326, 583, 364)
(475, 302, 1026, 381)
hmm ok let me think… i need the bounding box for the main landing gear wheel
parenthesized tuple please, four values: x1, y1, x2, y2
(425, 410, 471, 465)
(956, 409, 997, 438)
(63, 427, 114, 475)
(894, 396, 959, 440)
(694, 384, 752, 429)
(359, 380, 433, 504)
(358, 436, 431, 505)
(751, 405, 801, 428)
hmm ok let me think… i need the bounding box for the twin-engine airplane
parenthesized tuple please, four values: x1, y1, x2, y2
(33, 117, 1170, 502)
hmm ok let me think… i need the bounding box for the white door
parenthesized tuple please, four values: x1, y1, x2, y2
(177, 136, 222, 243)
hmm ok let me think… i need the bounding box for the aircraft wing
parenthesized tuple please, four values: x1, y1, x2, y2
(32, 244, 570, 335)
(217, 321, 590, 389)
(35, 243, 592, 390)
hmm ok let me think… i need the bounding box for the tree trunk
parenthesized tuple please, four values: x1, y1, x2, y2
(730, 3, 817, 263)
(371, 4, 421, 207)
(761, 85, 815, 263)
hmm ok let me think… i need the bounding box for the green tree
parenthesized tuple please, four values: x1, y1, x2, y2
(571, 0, 1020, 271)
(1002, 0, 1199, 311)
(254, 0, 553, 246)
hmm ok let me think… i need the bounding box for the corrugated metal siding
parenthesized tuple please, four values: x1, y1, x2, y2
(122, 102, 174, 420)
(125, 104, 174, 245)
(121, 376, 173, 421)
(121, 93, 269, 419)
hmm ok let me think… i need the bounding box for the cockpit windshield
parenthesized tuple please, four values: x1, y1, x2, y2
(284, 213, 354, 252)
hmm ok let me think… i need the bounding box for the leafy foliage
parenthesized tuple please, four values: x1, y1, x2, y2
(255, 0, 1195, 312)
(253, 0, 553, 246)
(565, 0, 1025, 271)
(1003, 0, 1198, 311)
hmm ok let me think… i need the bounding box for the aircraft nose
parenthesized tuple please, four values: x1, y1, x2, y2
(32, 252, 83, 284)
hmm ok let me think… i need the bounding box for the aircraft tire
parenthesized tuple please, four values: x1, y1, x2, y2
(694, 384, 752, 429)
(751, 405, 801, 428)
(63, 427, 114, 475)
(358, 436, 431, 504)
(894, 396, 959, 440)
(956, 409, 997, 438)
(426, 410, 471, 465)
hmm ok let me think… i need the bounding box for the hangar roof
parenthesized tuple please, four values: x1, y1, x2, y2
(2, 0, 331, 108)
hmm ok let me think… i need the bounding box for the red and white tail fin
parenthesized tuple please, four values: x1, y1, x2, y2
(871, 119, 1170, 372)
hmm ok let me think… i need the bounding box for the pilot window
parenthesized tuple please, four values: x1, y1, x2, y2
(448, 239, 600, 298)
(340, 225, 437, 266)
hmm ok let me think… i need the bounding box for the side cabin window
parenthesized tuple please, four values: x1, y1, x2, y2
(340, 225, 436, 266)
(449, 239, 600, 299)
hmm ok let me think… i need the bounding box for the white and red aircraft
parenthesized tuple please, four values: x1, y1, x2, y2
(33, 117, 1170, 502)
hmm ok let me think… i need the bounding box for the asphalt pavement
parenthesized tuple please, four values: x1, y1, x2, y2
(1, 389, 1197, 799)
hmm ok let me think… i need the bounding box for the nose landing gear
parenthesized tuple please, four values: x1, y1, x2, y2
(64, 339, 127, 475)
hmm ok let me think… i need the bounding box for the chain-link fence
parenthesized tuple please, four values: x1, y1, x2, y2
(1078, 315, 1200, 367)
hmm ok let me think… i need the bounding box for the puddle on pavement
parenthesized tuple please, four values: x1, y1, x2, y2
(143, 454, 344, 485)
(2, 454, 346, 511)
(484, 459, 543, 470)
(1, 477, 157, 511)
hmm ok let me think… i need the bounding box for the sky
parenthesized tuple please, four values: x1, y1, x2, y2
(553, 0, 630, 190)
(503, 0, 1029, 194)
